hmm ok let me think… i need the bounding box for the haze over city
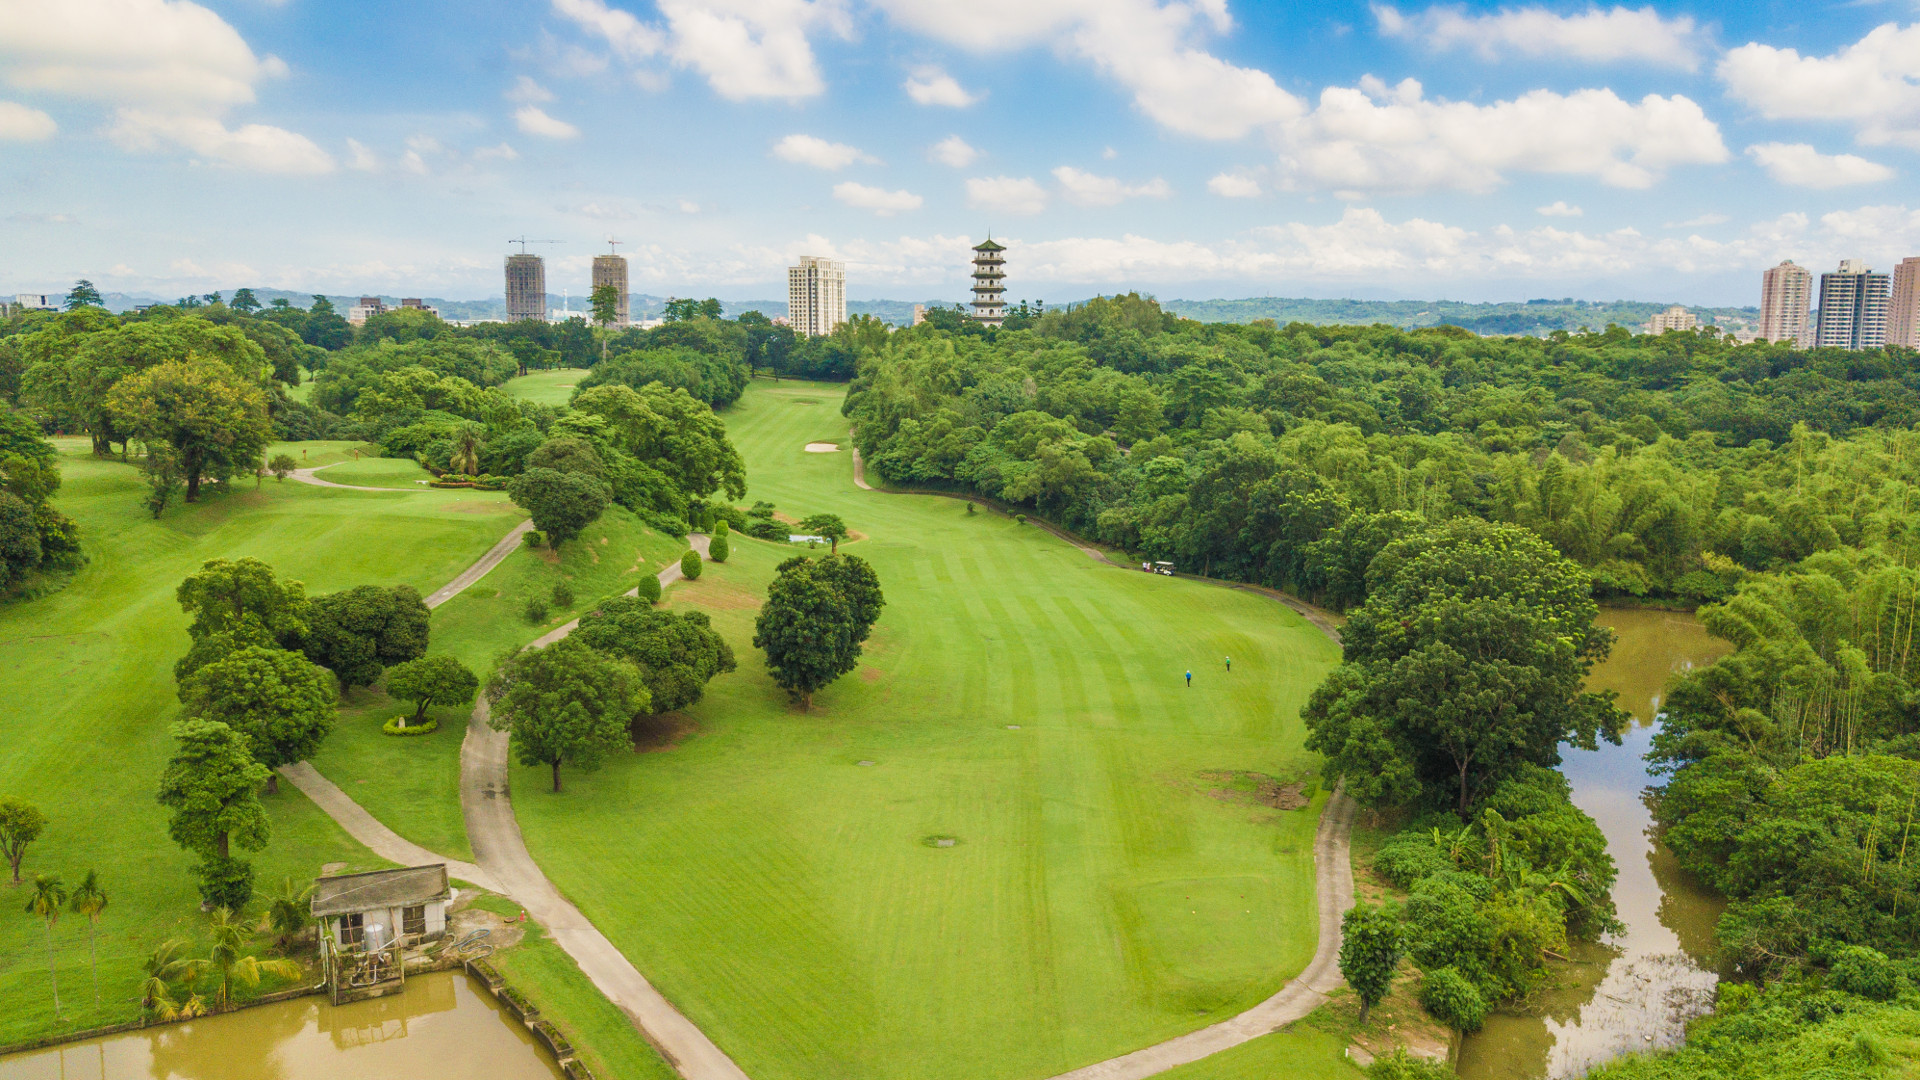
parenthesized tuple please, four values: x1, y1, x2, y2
(4, 0, 1920, 305)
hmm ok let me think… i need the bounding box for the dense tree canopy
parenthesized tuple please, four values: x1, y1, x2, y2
(106, 358, 272, 502)
(382, 655, 479, 724)
(173, 558, 309, 679)
(180, 646, 336, 782)
(752, 554, 884, 709)
(301, 584, 430, 689)
(574, 597, 736, 715)
(156, 719, 270, 861)
(487, 637, 647, 792)
(509, 467, 611, 550)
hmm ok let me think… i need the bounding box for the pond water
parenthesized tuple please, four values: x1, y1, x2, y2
(0, 971, 562, 1080)
(1456, 608, 1731, 1080)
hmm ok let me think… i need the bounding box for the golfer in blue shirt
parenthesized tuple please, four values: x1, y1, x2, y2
(1185, 670, 1192, 687)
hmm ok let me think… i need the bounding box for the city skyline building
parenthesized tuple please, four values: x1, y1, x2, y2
(786, 255, 846, 337)
(592, 246, 631, 327)
(971, 239, 1006, 328)
(1891, 257, 1920, 349)
(1759, 260, 1814, 347)
(1646, 305, 1696, 334)
(1816, 259, 1890, 351)
(505, 252, 546, 323)
(347, 295, 386, 326)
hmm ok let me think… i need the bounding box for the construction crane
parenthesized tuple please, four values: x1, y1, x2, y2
(507, 236, 560, 254)
(605, 238, 623, 256)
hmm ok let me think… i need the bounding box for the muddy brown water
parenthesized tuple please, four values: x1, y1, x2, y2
(1455, 608, 1732, 1080)
(0, 971, 562, 1080)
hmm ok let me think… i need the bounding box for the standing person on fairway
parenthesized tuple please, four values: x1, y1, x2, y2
(1185, 670, 1192, 687)
(1225, 656, 1231, 672)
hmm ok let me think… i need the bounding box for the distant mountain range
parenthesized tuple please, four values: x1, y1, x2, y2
(86, 289, 1758, 337)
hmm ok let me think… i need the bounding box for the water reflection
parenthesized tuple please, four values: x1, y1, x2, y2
(0, 972, 560, 1080)
(1457, 609, 1729, 1080)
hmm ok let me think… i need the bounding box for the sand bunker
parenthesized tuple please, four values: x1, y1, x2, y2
(804, 442, 840, 452)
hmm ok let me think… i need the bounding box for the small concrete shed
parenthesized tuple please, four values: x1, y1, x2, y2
(311, 864, 452, 950)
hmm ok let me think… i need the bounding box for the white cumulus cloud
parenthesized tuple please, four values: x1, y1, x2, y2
(903, 65, 980, 106)
(109, 110, 333, 174)
(345, 138, 379, 171)
(1208, 172, 1261, 197)
(1746, 142, 1894, 188)
(871, 0, 1303, 138)
(550, 0, 844, 100)
(1537, 200, 1583, 217)
(1373, 4, 1704, 70)
(773, 133, 878, 169)
(1720, 24, 1920, 148)
(506, 75, 557, 104)
(1279, 77, 1728, 193)
(0, 0, 329, 172)
(0, 101, 56, 140)
(833, 181, 923, 216)
(1052, 165, 1170, 206)
(967, 175, 1049, 215)
(929, 134, 979, 167)
(515, 105, 580, 139)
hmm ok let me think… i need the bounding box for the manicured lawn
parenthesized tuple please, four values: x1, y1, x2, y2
(0, 446, 520, 1045)
(1151, 1027, 1365, 1080)
(310, 456, 437, 489)
(508, 381, 1344, 1080)
(308, 506, 689, 863)
(502, 368, 589, 408)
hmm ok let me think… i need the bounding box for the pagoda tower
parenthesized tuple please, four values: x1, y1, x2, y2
(970, 238, 1006, 328)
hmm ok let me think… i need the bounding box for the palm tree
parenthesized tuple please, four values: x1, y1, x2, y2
(262, 877, 313, 950)
(67, 870, 107, 1003)
(449, 424, 484, 476)
(204, 906, 302, 1007)
(24, 873, 68, 1016)
(138, 938, 205, 1021)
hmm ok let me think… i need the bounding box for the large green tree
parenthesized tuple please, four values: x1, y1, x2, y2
(180, 646, 337, 790)
(752, 554, 885, 709)
(107, 358, 272, 502)
(156, 719, 270, 862)
(574, 598, 736, 714)
(1304, 520, 1621, 817)
(173, 558, 309, 680)
(1339, 901, 1406, 1023)
(301, 584, 430, 689)
(382, 654, 479, 724)
(487, 637, 647, 792)
(0, 795, 46, 884)
(508, 467, 611, 551)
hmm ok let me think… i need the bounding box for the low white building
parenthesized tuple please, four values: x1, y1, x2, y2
(311, 864, 452, 950)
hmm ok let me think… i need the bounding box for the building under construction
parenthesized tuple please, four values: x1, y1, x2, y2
(592, 247, 630, 327)
(505, 252, 545, 322)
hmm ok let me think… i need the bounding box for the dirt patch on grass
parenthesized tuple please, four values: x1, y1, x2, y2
(632, 712, 696, 753)
(447, 902, 527, 952)
(1197, 770, 1308, 809)
(859, 666, 882, 683)
(674, 579, 760, 610)
(443, 500, 512, 515)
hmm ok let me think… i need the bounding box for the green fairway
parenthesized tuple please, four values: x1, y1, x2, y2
(508, 381, 1344, 1080)
(310, 456, 438, 489)
(0, 446, 524, 1043)
(503, 368, 590, 407)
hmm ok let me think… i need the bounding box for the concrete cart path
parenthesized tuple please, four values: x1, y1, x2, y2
(278, 761, 501, 892)
(460, 533, 751, 1080)
(289, 461, 410, 493)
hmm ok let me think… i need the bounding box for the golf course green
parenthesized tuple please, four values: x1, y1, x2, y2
(506, 381, 1344, 1080)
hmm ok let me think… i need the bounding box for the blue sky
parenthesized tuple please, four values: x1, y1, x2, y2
(2, 0, 1918, 305)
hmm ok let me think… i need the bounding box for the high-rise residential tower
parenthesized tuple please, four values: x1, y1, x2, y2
(1890, 256, 1920, 349)
(592, 246, 631, 327)
(786, 255, 846, 337)
(505, 253, 546, 323)
(970, 239, 1006, 327)
(1760, 260, 1814, 347)
(1646, 306, 1696, 334)
(1816, 259, 1891, 351)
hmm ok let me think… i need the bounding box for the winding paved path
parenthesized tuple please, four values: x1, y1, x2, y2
(294, 443, 1356, 1080)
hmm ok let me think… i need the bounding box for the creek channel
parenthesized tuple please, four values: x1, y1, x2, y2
(0, 971, 562, 1080)
(1455, 608, 1731, 1080)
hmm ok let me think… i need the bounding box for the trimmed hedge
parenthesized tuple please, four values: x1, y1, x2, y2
(382, 716, 441, 736)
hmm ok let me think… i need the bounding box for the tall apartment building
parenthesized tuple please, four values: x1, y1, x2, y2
(1890, 256, 1920, 349)
(347, 295, 387, 326)
(505, 253, 546, 323)
(971, 239, 1006, 327)
(592, 249, 630, 327)
(1816, 259, 1891, 351)
(1759, 260, 1814, 347)
(786, 255, 846, 337)
(1646, 306, 1696, 334)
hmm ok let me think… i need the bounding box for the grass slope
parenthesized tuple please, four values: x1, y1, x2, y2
(0, 444, 521, 1044)
(509, 380, 1343, 1080)
(503, 369, 590, 408)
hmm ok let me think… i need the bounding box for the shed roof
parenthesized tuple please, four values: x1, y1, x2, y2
(311, 864, 450, 917)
